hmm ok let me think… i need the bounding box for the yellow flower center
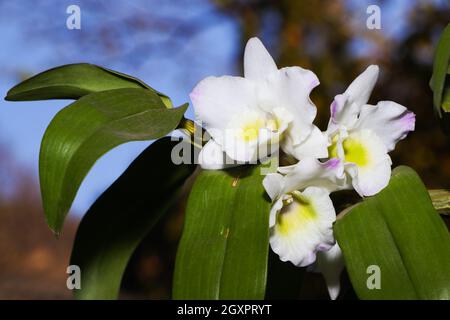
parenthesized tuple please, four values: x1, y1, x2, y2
(328, 134, 369, 167)
(239, 117, 280, 142)
(276, 192, 316, 236)
(342, 138, 368, 166)
(240, 118, 265, 141)
(328, 135, 340, 159)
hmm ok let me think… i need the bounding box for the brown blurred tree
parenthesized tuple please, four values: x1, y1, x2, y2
(0, 146, 77, 299)
(211, 0, 450, 188)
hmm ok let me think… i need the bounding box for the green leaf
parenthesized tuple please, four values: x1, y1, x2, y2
(40, 88, 187, 233)
(334, 166, 450, 299)
(71, 137, 196, 299)
(442, 85, 450, 112)
(173, 166, 271, 299)
(5, 63, 172, 107)
(431, 23, 450, 116)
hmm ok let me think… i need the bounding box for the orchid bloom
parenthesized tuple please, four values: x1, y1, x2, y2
(263, 158, 346, 298)
(326, 65, 415, 196)
(190, 37, 328, 169)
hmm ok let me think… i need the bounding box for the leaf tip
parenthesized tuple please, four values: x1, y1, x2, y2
(46, 215, 64, 238)
(4, 89, 15, 101)
(52, 228, 62, 239)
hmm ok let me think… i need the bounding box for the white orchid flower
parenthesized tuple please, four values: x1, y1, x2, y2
(263, 158, 346, 299)
(263, 157, 344, 266)
(326, 65, 416, 196)
(190, 37, 328, 169)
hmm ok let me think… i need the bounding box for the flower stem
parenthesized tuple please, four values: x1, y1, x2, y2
(177, 117, 204, 149)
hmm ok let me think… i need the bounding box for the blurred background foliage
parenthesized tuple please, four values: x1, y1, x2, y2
(0, 0, 448, 299)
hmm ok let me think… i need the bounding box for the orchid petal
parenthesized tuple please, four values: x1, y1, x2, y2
(221, 118, 283, 163)
(328, 65, 379, 131)
(283, 125, 329, 159)
(221, 137, 260, 163)
(316, 244, 345, 300)
(269, 197, 284, 227)
(244, 37, 278, 81)
(198, 139, 242, 170)
(269, 187, 336, 267)
(263, 173, 284, 201)
(328, 94, 360, 132)
(275, 158, 346, 194)
(190, 75, 256, 139)
(340, 130, 392, 196)
(355, 101, 416, 152)
(258, 66, 320, 146)
(344, 65, 379, 107)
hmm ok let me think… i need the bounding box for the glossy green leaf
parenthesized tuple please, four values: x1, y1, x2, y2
(173, 165, 271, 299)
(334, 166, 450, 299)
(5, 63, 172, 107)
(40, 88, 187, 233)
(430, 23, 450, 116)
(71, 137, 196, 299)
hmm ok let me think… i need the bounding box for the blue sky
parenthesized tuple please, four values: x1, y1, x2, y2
(0, 0, 237, 215)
